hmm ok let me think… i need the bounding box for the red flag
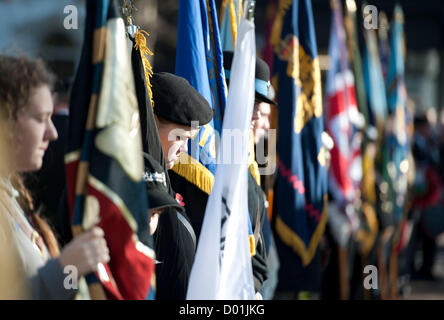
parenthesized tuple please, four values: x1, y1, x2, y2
(65, 0, 155, 300)
(326, 0, 361, 213)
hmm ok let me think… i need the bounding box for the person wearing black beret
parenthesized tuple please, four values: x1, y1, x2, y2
(148, 72, 212, 300)
(151, 72, 213, 169)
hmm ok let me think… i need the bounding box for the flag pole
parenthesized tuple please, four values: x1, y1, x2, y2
(244, 0, 256, 21)
(121, 0, 138, 36)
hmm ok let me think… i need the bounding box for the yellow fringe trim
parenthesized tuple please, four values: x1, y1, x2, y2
(134, 29, 154, 108)
(171, 153, 215, 195)
(249, 161, 261, 186)
(266, 189, 274, 222)
(249, 234, 256, 256)
(275, 195, 328, 267)
(248, 130, 261, 185)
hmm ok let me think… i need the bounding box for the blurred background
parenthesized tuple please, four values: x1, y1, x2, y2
(0, 0, 443, 299)
(1, 0, 442, 115)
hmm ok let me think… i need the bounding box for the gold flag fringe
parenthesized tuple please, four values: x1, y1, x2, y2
(171, 153, 215, 196)
(134, 29, 154, 108)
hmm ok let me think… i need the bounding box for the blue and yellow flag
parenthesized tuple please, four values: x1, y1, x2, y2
(363, 27, 388, 135)
(386, 6, 406, 115)
(383, 4, 410, 226)
(173, 0, 227, 192)
(270, 0, 328, 271)
(172, 0, 258, 256)
(220, 0, 243, 51)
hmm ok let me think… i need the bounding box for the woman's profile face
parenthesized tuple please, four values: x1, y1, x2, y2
(13, 85, 58, 172)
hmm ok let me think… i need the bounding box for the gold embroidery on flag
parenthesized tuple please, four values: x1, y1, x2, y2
(199, 124, 213, 148)
(270, 0, 293, 51)
(293, 46, 322, 134)
(275, 195, 328, 266)
(272, 33, 323, 134)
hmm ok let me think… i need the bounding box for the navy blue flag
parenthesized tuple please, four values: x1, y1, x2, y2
(270, 0, 328, 274)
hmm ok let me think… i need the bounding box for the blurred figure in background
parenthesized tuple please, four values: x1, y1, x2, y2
(407, 112, 443, 281)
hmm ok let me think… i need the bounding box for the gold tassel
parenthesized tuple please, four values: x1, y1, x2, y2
(249, 234, 256, 256)
(134, 29, 154, 108)
(248, 130, 261, 185)
(249, 161, 261, 186)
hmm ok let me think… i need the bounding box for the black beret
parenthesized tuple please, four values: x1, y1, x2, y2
(151, 72, 213, 127)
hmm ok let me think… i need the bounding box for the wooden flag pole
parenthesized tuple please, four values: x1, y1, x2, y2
(361, 253, 372, 300)
(389, 243, 399, 299)
(376, 239, 388, 299)
(376, 227, 394, 300)
(338, 245, 350, 300)
(389, 223, 402, 300)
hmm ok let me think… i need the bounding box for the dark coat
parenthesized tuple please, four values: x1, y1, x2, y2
(168, 170, 269, 292)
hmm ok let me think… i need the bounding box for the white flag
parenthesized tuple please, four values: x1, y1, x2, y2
(186, 16, 256, 300)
